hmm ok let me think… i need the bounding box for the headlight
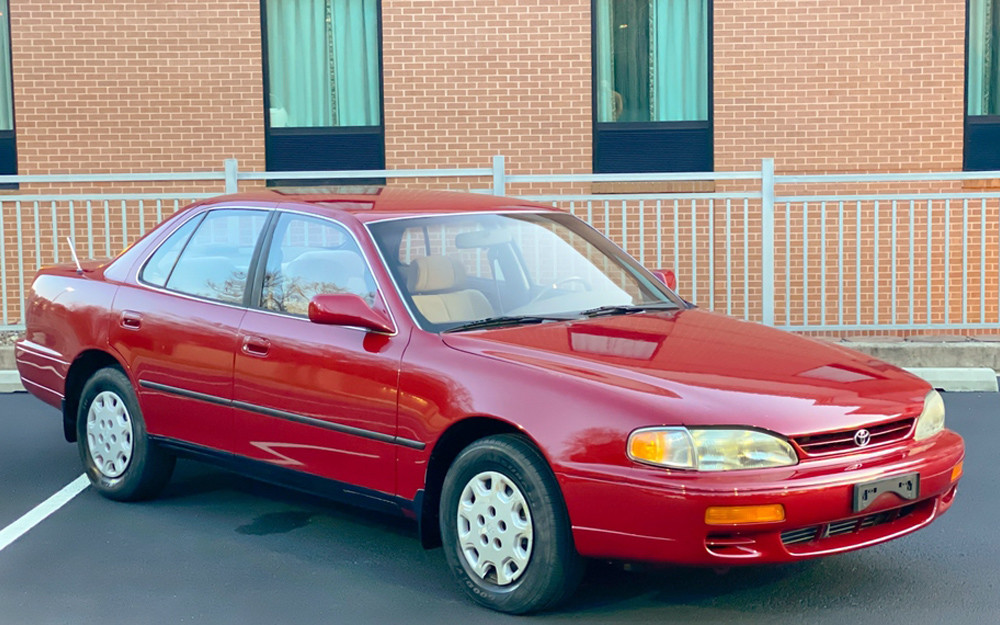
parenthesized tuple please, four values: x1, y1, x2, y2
(914, 389, 945, 441)
(627, 427, 798, 471)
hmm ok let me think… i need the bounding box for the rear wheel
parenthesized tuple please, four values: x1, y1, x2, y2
(439, 434, 583, 614)
(77, 367, 174, 501)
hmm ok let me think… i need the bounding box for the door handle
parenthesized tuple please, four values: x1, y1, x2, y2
(241, 335, 271, 357)
(120, 310, 143, 330)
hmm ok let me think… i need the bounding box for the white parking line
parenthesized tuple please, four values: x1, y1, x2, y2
(0, 474, 90, 553)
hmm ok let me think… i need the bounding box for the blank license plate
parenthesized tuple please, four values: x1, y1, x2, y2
(853, 472, 919, 513)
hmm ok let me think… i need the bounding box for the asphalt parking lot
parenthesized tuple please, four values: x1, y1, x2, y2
(1, 390, 997, 625)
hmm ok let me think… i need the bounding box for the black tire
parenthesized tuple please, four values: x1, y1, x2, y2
(77, 367, 174, 501)
(439, 434, 583, 614)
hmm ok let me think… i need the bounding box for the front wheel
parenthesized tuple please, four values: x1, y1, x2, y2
(77, 367, 175, 501)
(439, 434, 583, 614)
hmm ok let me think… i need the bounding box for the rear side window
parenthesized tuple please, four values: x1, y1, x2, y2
(162, 209, 268, 304)
(140, 214, 204, 287)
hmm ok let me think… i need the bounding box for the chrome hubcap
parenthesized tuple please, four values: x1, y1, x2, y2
(456, 471, 533, 586)
(86, 391, 134, 478)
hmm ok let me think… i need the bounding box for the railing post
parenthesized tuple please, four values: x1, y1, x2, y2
(224, 158, 239, 194)
(491, 154, 506, 196)
(761, 158, 776, 326)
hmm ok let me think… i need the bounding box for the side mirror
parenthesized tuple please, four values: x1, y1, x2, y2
(308, 294, 394, 334)
(650, 269, 677, 291)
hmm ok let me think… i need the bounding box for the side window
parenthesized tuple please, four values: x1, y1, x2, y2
(140, 214, 204, 287)
(260, 213, 377, 316)
(164, 209, 268, 304)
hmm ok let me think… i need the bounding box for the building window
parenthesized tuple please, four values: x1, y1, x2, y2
(593, 0, 711, 173)
(262, 0, 384, 179)
(0, 0, 16, 179)
(966, 0, 1000, 170)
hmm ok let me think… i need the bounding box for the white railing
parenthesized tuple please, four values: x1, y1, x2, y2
(2, 158, 1000, 334)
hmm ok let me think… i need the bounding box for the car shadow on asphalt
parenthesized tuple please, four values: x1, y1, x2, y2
(154, 458, 421, 540)
(556, 547, 932, 618)
(145, 458, 939, 619)
(554, 560, 809, 614)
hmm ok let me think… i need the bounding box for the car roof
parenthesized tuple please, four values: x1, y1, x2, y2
(194, 187, 558, 223)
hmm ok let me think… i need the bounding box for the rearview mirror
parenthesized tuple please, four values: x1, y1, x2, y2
(454, 228, 512, 249)
(308, 294, 394, 334)
(650, 269, 677, 291)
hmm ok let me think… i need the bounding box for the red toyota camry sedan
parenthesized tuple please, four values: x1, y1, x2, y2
(16, 189, 964, 613)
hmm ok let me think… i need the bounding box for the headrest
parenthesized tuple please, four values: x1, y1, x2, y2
(408, 255, 465, 293)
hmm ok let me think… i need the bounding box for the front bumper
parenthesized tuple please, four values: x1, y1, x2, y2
(558, 429, 964, 565)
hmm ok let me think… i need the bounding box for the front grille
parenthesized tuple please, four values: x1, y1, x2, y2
(779, 527, 818, 545)
(793, 417, 915, 456)
(780, 504, 917, 546)
(826, 518, 859, 537)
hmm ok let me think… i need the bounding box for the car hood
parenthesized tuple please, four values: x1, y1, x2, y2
(440, 309, 930, 437)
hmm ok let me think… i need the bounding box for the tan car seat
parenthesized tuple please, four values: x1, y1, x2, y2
(408, 255, 493, 324)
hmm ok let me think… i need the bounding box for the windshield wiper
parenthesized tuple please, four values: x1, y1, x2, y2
(579, 302, 679, 318)
(444, 314, 579, 333)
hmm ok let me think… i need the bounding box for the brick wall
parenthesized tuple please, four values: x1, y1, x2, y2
(709, 0, 984, 337)
(381, 0, 592, 181)
(10, 0, 265, 176)
(714, 0, 965, 174)
(0, 0, 984, 333)
(4, 1, 971, 178)
(1, 1, 268, 325)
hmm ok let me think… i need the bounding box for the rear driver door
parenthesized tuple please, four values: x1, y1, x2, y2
(110, 208, 270, 453)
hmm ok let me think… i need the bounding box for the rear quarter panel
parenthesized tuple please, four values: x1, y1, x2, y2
(16, 267, 118, 406)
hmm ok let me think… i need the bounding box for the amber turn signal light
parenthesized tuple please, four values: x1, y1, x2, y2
(705, 504, 786, 525)
(951, 461, 963, 482)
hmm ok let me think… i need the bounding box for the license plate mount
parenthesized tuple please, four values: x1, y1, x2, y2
(853, 472, 920, 513)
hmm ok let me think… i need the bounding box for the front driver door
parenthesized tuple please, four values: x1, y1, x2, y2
(232, 212, 409, 496)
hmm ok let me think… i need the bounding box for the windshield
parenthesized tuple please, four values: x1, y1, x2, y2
(367, 212, 681, 332)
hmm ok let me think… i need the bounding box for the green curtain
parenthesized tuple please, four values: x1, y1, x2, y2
(650, 0, 708, 121)
(330, 0, 381, 126)
(266, 0, 380, 128)
(0, 0, 12, 131)
(969, 0, 1000, 115)
(595, 0, 614, 122)
(595, 0, 708, 123)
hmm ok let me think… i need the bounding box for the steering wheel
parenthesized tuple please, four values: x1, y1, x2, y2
(527, 276, 591, 304)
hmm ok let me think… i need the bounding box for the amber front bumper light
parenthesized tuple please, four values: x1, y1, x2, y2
(705, 504, 786, 525)
(951, 461, 963, 482)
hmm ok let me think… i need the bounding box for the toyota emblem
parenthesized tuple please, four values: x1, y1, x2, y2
(854, 429, 872, 447)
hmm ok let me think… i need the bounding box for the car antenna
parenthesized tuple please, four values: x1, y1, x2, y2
(65, 237, 84, 274)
